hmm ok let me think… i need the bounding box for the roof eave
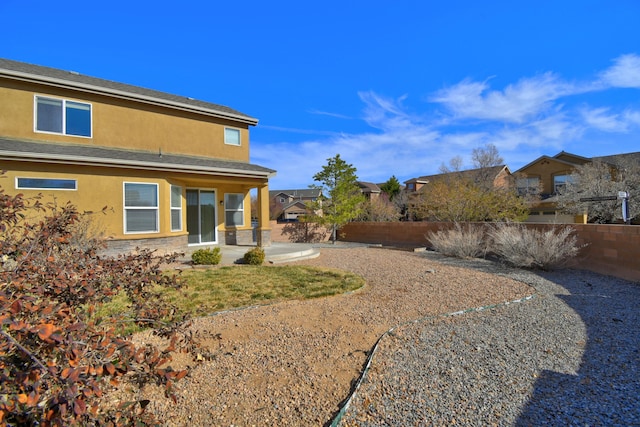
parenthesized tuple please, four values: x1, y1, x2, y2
(0, 69, 259, 126)
(0, 150, 275, 179)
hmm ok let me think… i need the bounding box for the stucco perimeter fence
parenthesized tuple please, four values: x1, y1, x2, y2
(339, 222, 640, 283)
(270, 221, 331, 243)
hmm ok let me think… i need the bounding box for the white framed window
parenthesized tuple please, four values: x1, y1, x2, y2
(124, 182, 159, 233)
(170, 185, 183, 231)
(224, 193, 245, 227)
(35, 95, 92, 137)
(224, 127, 241, 146)
(16, 177, 77, 191)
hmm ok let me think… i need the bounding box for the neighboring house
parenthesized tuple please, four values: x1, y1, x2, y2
(514, 150, 640, 223)
(269, 188, 322, 221)
(0, 58, 276, 255)
(357, 181, 381, 199)
(404, 165, 512, 192)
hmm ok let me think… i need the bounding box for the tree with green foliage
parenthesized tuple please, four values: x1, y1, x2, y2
(380, 175, 401, 200)
(310, 154, 365, 243)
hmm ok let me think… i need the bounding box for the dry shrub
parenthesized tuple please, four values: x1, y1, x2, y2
(489, 223, 583, 270)
(0, 183, 194, 426)
(426, 223, 487, 259)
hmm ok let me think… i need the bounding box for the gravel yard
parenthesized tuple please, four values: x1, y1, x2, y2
(125, 246, 638, 426)
(339, 253, 640, 427)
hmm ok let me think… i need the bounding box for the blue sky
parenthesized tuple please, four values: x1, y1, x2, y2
(2, 1, 639, 190)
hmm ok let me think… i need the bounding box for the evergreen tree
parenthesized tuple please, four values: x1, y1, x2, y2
(380, 175, 401, 200)
(310, 154, 365, 243)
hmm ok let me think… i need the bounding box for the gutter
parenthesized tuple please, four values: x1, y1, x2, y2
(0, 150, 276, 180)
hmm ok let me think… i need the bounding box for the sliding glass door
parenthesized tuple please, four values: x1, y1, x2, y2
(186, 189, 217, 244)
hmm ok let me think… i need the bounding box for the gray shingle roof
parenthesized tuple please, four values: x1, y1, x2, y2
(357, 181, 381, 193)
(0, 138, 275, 178)
(269, 189, 322, 199)
(0, 58, 257, 125)
(405, 165, 509, 184)
(594, 151, 640, 166)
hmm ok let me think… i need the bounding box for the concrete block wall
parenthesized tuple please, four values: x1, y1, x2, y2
(340, 222, 640, 283)
(570, 224, 640, 283)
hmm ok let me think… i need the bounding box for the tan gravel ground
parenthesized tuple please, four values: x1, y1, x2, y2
(122, 247, 534, 426)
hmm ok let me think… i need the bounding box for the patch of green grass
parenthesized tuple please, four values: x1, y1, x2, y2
(85, 291, 146, 335)
(94, 265, 365, 322)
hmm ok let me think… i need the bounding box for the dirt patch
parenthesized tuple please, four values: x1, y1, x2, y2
(118, 247, 533, 426)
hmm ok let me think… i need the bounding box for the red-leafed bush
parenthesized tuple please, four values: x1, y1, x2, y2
(0, 180, 193, 426)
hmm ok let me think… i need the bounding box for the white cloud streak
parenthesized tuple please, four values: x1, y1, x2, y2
(581, 107, 629, 132)
(600, 53, 640, 88)
(429, 73, 574, 123)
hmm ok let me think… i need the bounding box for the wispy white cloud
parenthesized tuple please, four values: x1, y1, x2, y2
(429, 73, 573, 123)
(358, 91, 418, 131)
(581, 107, 630, 132)
(257, 124, 341, 137)
(624, 109, 640, 126)
(254, 54, 640, 189)
(307, 109, 353, 120)
(600, 53, 640, 88)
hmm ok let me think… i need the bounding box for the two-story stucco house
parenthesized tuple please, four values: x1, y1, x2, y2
(269, 189, 322, 221)
(514, 150, 639, 223)
(0, 58, 276, 255)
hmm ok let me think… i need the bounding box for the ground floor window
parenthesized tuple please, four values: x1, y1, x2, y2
(171, 185, 183, 231)
(124, 182, 159, 233)
(16, 177, 77, 190)
(516, 176, 540, 196)
(225, 193, 245, 227)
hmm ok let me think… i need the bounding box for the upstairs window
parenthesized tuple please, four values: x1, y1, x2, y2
(35, 96, 92, 137)
(516, 177, 540, 196)
(224, 127, 241, 146)
(553, 174, 573, 194)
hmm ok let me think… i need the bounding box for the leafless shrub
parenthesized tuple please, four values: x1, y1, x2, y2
(426, 223, 487, 259)
(489, 223, 583, 270)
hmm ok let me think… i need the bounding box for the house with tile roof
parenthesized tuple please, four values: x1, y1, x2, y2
(0, 58, 276, 254)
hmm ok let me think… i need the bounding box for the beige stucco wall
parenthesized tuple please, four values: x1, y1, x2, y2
(517, 159, 575, 194)
(0, 161, 261, 242)
(0, 79, 250, 161)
